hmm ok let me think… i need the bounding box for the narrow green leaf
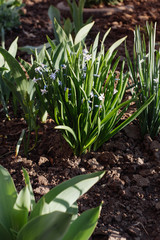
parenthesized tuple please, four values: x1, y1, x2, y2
(74, 22, 94, 45)
(63, 204, 102, 240)
(22, 168, 36, 211)
(55, 125, 77, 142)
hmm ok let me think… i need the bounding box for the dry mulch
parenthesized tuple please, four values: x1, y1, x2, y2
(1, 0, 160, 239)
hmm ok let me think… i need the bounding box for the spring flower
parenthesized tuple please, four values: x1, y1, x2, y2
(90, 91, 94, 98)
(113, 89, 118, 95)
(83, 73, 86, 78)
(153, 78, 159, 83)
(84, 54, 92, 61)
(41, 88, 48, 95)
(95, 104, 102, 108)
(50, 73, 56, 80)
(98, 93, 105, 101)
(93, 74, 100, 77)
(35, 66, 43, 75)
(89, 106, 92, 112)
(88, 100, 92, 103)
(61, 64, 66, 69)
(58, 80, 62, 86)
(32, 77, 41, 83)
(83, 49, 88, 55)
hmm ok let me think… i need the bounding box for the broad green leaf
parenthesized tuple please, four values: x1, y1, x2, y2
(0, 47, 26, 79)
(63, 205, 102, 240)
(17, 211, 72, 240)
(74, 21, 94, 45)
(54, 18, 68, 44)
(30, 171, 105, 219)
(0, 165, 17, 230)
(108, 36, 127, 57)
(8, 37, 18, 58)
(0, 222, 12, 240)
(12, 186, 30, 231)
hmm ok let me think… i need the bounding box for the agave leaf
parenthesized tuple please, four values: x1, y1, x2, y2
(63, 204, 102, 240)
(74, 21, 94, 45)
(0, 165, 17, 230)
(17, 211, 72, 240)
(29, 171, 105, 220)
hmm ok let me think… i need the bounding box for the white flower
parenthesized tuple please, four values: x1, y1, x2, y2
(84, 54, 92, 61)
(90, 91, 94, 98)
(83, 49, 89, 55)
(41, 88, 48, 95)
(98, 93, 105, 101)
(113, 89, 118, 95)
(153, 78, 159, 83)
(93, 74, 100, 77)
(35, 66, 43, 75)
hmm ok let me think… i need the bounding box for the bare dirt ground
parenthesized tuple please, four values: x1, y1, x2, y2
(1, 0, 160, 239)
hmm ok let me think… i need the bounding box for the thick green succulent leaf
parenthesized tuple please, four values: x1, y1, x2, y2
(30, 171, 105, 220)
(63, 205, 102, 240)
(0, 165, 17, 230)
(17, 211, 72, 240)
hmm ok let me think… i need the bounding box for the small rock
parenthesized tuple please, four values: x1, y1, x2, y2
(23, 158, 33, 166)
(108, 225, 126, 240)
(34, 186, 50, 195)
(87, 158, 104, 170)
(38, 156, 49, 166)
(107, 176, 125, 190)
(97, 152, 119, 165)
(38, 175, 48, 186)
(127, 225, 141, 237)
(137, 157, 144, 165)
(133, 174, 150, 187)
(155, 202, 160, 210)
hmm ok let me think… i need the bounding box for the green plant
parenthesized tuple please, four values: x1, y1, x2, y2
(0, 47, 45, 156)
(34, 21, 154, 156)
(0, 37, 19, 119)
(48, 0, 92, 41)
(126, 22, 160, 137)
(0, 164, 105, 240)
(0, 0, 23, 47)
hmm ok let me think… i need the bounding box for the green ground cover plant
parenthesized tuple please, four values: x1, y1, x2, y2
(0, 165, 105, 240)
(126, 22, 160, 137)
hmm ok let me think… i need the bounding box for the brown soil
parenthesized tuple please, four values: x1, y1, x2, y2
(1, 0, 160, 239)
